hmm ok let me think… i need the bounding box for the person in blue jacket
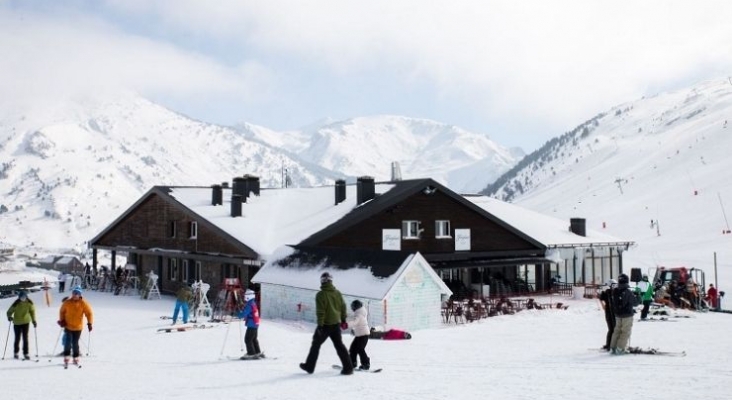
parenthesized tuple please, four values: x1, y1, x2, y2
(238, 289, 262, 359)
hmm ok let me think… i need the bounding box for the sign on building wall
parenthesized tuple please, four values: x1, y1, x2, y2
(455, 229, 471, 251)
(382, 229, 401, 251)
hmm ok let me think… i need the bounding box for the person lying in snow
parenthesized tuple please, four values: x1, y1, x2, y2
(368, 327, 412, 340)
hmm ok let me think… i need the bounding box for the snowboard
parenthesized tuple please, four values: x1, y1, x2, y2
(332, 364, 382, 373)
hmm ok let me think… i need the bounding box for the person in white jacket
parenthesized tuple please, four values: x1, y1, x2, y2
(346, 300, 371, 370)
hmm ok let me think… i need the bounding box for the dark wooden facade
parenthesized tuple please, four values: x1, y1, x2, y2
(91, 188, 259, 295)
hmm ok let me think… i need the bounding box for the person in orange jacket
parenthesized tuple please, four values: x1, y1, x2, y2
(58, 286, 93, 366)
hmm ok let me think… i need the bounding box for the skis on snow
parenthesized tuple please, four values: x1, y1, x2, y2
(332, 364, 382, 373)
(591, 346, 686, 357)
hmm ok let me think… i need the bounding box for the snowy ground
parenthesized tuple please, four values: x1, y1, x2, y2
(2, 289, 730, 399)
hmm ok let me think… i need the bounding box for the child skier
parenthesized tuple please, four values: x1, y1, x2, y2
(238, 289, 262, 359)
(346, 299, 370, 370)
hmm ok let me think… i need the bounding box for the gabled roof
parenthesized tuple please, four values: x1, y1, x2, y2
(299, 178, 545, 248)
(90, 178, 631, 260)
(252, 246, 451, 299)
(89, 186, 259, 257)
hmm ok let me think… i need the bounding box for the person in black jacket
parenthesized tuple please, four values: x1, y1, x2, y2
(598, 279, 617, 351)
(609, 274, 639, 355)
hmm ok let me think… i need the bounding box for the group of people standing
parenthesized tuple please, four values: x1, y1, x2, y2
(599, 273, 640, 355)
(4, 286, 93, 367)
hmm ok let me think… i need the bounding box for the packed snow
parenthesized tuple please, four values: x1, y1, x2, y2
(1, 278, 730, 399)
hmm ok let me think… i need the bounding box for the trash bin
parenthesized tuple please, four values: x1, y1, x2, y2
(572, 286, 584, 300)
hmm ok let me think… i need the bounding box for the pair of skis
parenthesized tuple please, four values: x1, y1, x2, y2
(332, 364, 382, 373)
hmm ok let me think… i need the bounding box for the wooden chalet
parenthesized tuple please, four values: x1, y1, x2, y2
(89, 175, 633, 299)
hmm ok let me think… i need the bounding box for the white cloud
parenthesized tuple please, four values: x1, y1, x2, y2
(3, 1, 732, 149)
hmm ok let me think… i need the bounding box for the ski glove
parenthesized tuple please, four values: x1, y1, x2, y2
(7, 316, 11, 322)
(340, 322, 348, 330)
(57, 320, 66, 328)
(87, 323, 93, 332)
(32, 321, 37, 328)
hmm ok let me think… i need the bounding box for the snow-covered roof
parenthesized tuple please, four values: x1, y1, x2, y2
(253, 246, 450, 299)
(168, 183, 394, 259)
(465, 195, 632, 248)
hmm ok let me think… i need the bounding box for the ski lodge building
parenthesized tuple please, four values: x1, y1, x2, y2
(89, 175, 633, 330)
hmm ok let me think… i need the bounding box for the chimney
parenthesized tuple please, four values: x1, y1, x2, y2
(357, 176, 375, 205)
(246, 175, 260, 196)
(334, 179, 346, 205)
(570, 218, 586, 237)
(231, 194, 242, 217)
(211, 184, 223, 206)
(232, 176, 248, 203)
(391, 161, 402, 181)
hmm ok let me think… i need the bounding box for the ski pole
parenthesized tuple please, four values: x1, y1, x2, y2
(219, 319, 232, 358)
(49, 327, 63, 361)
(1, 321, 10, 360)
(86, 331, 92, 357)
(33, 325, 39, 360)
(239, 318, 245, 352)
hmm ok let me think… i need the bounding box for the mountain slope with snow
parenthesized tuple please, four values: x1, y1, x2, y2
(0, 93, 342, 253)
(484, 78, 732, 274)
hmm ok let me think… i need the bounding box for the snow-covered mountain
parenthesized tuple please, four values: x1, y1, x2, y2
(237, 115, 524, 192)
(0, 93, 343, 253)
(484, 78, 732, 272)
(0, 93, 522, 254)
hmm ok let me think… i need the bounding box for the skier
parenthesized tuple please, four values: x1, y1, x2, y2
(58, 271, 66, 293)
(238, 289, 262, 359)
(299, 272, 353, 375)
(171, 284, 193, 324)
(636, 274, 654, 319)
(609, 274, 639, 355)
(58, 286, 94, 366)
(598, 279, 617, 351)
(346, 299, 370, 371)
(706, 284, 719, 310)
(6, 290, 37, 360)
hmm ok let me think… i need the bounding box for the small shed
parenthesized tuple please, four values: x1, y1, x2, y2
(253, 247, 452, 331)
(55, 256, 83, 274)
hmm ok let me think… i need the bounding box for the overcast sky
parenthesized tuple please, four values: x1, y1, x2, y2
(2, 1, 732, 151)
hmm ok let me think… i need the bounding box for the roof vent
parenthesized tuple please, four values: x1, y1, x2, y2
(335, 179, 346, 205)
(357, 176, 375, 205)
(231, 195, 242, 217)
(570, 218, 586, 237)
(391, 161, 402, 181)
(211, 184, 223, 206)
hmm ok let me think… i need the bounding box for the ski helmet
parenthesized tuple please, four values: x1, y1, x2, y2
(244, 289, 255, 301)
(320, 272, 333, 284)
(618, 274, 629, 285)
(351, 299, 363, 311)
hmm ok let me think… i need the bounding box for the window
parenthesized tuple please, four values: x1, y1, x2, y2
(181, 260, 189, 283)
(435, 220, 451, 238)
(402, 220, 422, 239)
(169, 221, 177, 238)
(194, 261, 202, 281)
(189, 221, 198, 239)
(168, 258, 178, 281)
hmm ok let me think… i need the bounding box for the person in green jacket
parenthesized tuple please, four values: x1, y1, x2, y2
(300, 272, 353, 375)
(6, 291, 37, 360)
(635, 274, 654, 320)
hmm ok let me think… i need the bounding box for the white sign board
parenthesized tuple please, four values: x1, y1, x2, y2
(455, 229, 471, 251)
(382, 229, 401, 251)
